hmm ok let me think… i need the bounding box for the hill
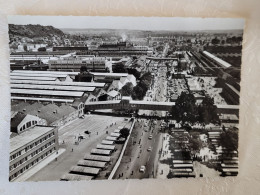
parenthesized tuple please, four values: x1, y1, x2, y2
(9, 24, 64, 38)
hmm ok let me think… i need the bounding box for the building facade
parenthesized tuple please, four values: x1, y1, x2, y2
(9, 126, 58, 181)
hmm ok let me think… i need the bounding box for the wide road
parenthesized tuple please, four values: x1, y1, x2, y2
(114, 118, 162, 179)
(114, 60, 168, 179)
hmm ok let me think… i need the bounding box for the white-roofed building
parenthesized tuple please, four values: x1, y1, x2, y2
(107, 90, 121, 100)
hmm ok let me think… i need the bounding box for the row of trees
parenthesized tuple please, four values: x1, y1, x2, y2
(219, 127, 238, 151)
(112, 63, 141, 80)
(120, 72, 153, 100)
(172, 92, 238, 152)
(170, 92, 219, 127)
(211, 36, 243, 45)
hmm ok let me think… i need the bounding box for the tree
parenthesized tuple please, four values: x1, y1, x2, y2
(138, 80, 149, 92)
(120, 128, 130, 139)
(188, 136, 203, 155)
(112, 63, 127, 73)
(120, 82, 134, 96)
(132, 85, 145, 100)
(197, 95, 219, 125)
(127, 68, 141, 80)
(141, 72, 152, 82)
(38, 47, 46, 51)
(23, 45, 28, 51)
(80, 65, 88, 73)
(218, 127, 238, 151)
(171, 92, 198, 125)
(211, 37, 220, 45)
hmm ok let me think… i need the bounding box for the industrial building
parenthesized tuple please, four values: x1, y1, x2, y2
(9, 125, 58, 181)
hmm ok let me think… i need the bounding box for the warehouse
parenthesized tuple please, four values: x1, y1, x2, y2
(11, 80, 105, 88)
(11, 84, 95, 92)
(11, 89, 85, 99)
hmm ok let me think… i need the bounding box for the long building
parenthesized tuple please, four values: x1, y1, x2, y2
(9, 125, 58, 181)
(49, 56, 110, 72)
(11, 80, 105, 88)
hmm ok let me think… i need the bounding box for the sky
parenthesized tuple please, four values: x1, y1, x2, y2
(8, 16, 244, 31)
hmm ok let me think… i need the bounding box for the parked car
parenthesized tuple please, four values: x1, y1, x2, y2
(148, 135, 153, 139)
(139, 165, 146, 172)
(84, 130, 91, 134)
(147, 146, 152, 151)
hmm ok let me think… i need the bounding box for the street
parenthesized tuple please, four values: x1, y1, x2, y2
(114, 57, 169, 179)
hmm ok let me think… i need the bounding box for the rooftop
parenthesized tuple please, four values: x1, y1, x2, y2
(11, 96, 74, 103)
(11, 102, 77, 124)
(83, 154, 111, 162)
(91, 72, 128, 77)
(10, 126, 55, 153)
(60, 173, 93, 181)
(10, 72, 69, 78)
(107, 90, 119, 97)
(11, 80, 105, 88)
(11, 89, 84, 97)
(11, 84, 95, 92)
(10, 76, 57, 81)
(77, 159, 107, 168)
(12, 70, 79, 76)
(203, 51, 232, 68)
(11, 112, 26, 129)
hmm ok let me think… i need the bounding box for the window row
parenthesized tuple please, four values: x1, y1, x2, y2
(10, 132, 55, 161)
(19, 120, 38, 132)
(9, 147, 56, 181)
(24, 132, 55, 152)
(10, 140, 56, 172)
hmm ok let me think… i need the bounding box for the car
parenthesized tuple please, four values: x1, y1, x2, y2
(148, 135, 153, 139)
(78, 135, 85, 139)
(139, 165, 146, 172)
(144, 123, 148, 127)
(84, 130, 91, 134)
(147, 146, 152, 151)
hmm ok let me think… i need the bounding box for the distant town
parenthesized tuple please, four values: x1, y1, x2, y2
(8, 23, 241, 182)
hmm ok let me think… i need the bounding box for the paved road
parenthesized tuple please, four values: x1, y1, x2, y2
(114, 60, 168, 179)
(114, 119, 162, 179)
(27, 115, 127, 181)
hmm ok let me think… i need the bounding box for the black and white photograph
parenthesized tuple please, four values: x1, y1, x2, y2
(8, 16, 243, 182)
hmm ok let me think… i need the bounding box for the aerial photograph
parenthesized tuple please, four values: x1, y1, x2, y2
(8, 16, 243, 182)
